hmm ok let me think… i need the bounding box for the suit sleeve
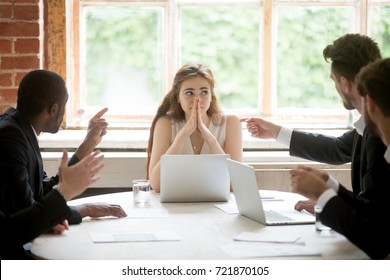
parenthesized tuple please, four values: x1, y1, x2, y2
(0, 190, 71, 243)
(321, 187, 390, 259)
(0, 190, 72, 259)
(290, 129, 356, 164)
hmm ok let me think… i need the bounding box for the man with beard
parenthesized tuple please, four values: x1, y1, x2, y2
(242, 34, 388, 213)
(290, 58, 390, 259)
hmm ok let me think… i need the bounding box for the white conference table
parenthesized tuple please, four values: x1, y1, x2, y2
(31, 190, 368, 260)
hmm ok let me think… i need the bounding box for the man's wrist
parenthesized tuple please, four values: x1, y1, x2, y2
(317, 189, 337, 208)
(74, 140, 94, 160)
(54, 185, 68, 201)
(276, 126, 292, 147)
(326, 175, 340, 192)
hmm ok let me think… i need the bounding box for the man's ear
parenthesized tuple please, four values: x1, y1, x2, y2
(48, 103, 59, 117)
(365, 95, 376, 115)
(340, 76, 352, 93)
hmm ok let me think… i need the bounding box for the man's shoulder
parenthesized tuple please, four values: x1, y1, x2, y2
(0, 108, 17, 125)
(362, 130, 387, 153)
(0, 114, 23, 134)
(0, 112, 29, 145)
(0, 108, 29, 133)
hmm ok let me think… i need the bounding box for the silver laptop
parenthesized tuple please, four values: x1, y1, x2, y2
(226, 159, 315, 225)
(160, 154, 230, 203)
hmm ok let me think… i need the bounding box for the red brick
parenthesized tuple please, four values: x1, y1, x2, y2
(0, 4, 13, 19)
(2, 0, 40, 3)
(14, 5, 39, 21)
(1, 55, 40, 70)
(0, 39, 13, 54)
(0, 73, 13, 87)
(0, 88, 17, 106)
(15, 71, 29, 85)
(0, 22, 39, 37)
(15, 38, 39, 53)
(13, 0, 39, 3)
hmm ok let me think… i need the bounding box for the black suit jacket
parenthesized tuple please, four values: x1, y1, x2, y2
(0, 108, 81, 223)
(0, 190, 71, 259)
(320, 177, 390, 260)
(290, 128, 389, 205)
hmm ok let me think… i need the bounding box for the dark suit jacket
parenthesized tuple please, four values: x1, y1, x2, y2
(0, 190, 71, 259)
(290, 128, 389, 206)
(320, 177, 390, 259)
(0, 108, 81, 223)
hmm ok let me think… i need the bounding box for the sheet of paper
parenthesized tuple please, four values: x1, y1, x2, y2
(125, 208, 170, 218)
(214, 203, 238, 214)
(234, 231, 301, 243)
(90, 230, 180, 243)
(259, 192, 284, 201)
(221, 243, 322, 258)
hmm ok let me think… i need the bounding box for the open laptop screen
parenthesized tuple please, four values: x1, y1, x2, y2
(160, 154, 230, 202)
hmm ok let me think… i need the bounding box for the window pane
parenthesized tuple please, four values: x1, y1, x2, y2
(180, 6, 261, 110)
(83, 6, 164, 115)
(276, 6, 354, 111)
(369, 5, 390, 57)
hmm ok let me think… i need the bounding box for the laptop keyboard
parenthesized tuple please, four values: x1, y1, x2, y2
(265, 210, 294, 222)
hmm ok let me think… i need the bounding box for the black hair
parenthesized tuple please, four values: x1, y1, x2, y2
(16, 70, 68, 117)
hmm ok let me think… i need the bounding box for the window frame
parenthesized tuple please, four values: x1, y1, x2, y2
(45, 0, 389, 130)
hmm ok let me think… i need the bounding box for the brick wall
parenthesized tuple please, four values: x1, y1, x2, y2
(0, 0, 42, 114)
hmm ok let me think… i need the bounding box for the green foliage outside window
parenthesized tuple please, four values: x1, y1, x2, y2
(180, 6, 260, 109)
(85, 7, 163, 110)
(370, 6, 390, 58)
(83, 4, 390, 114)
(276, 7, 354, 109)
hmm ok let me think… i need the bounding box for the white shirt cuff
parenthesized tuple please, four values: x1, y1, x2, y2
(317, 189, 337, 209)
(326, 175, 340, 192)
(384, 145, 390, 164)
(276, 126, 293, 147)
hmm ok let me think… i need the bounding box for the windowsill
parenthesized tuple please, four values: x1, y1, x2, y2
(40, 128, 352, 190)
(38, 128, 350, 151)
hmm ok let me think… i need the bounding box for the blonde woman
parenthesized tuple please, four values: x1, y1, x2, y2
(146, 63, 242, 192)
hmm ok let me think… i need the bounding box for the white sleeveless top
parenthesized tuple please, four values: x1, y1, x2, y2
(171, 115, 227, 154)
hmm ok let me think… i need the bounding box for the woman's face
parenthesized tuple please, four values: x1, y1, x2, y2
(178, 76, 212, 117)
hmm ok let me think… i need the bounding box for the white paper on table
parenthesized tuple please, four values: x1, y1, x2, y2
(234, 231, 301, 243)
(221, 243, 322, 258)
(125, 208, 170, 218)
(90, 230, 180, 243)
(214, 203, 239, 214)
